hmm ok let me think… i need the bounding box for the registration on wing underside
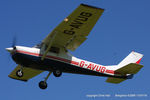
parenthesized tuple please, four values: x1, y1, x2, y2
(63, 12, 93, 35)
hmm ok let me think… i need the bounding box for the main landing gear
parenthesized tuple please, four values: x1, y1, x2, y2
(39, 70, 62, 89)
(53, 69, 62, 77)
(39, 72, 52, 89)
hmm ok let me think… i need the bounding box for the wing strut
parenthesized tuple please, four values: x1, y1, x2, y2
(41, 31, 57, 60)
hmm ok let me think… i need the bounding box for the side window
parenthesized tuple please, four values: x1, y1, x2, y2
(49, 46, 60, 54)
(44, 45, 48, 51)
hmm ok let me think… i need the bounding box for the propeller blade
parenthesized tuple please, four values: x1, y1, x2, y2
(12, 35, 17, 48)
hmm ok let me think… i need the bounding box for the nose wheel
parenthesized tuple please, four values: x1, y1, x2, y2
(39, 72, 52, 89)
(16, 69, 23, 77)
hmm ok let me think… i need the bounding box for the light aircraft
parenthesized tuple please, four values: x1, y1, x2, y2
(6, 4, 144, 89)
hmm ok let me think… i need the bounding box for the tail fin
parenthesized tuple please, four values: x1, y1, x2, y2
(116, 51, 143, 70)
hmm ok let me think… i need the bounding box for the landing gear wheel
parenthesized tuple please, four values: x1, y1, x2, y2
(53, 70, 62, 77)
(39, 81, 47, 89)
(16, 70, 23, 77)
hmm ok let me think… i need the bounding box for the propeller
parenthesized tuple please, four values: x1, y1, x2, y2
(7, 35, 18, 55)
(6, 35, 17, 64)
(12, 36, 17, 50)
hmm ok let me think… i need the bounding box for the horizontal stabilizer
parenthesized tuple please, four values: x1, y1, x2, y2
(106, 77, 126, 84)
(115, 63, 143, 75)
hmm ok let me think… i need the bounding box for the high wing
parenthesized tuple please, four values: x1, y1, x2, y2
(9, 65, 44, 81)
(41, 4, 104, 59)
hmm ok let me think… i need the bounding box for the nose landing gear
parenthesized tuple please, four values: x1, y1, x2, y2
(16, 70, 23, 77)
(16, 66, 24, 77)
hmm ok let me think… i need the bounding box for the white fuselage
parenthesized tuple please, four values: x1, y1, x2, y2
(7, 46, 118, 77)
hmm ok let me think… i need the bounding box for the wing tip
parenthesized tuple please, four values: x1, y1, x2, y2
(8, 75, 28, 82)
(81, 3, 104, 11)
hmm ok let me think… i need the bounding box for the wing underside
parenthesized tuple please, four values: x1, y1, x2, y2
(43, 4, 104, 51)
(40, 4, 104, 60)
(9, 65, 44, 81)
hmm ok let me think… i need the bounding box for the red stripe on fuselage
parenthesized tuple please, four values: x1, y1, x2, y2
(105, 69, 114, 74)
(16, 50, 79, 66)
(16, 50, 39, 56)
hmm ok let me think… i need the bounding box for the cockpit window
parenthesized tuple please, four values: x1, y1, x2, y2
(34, 43, 60, 54)
(33, 43, 43, 48)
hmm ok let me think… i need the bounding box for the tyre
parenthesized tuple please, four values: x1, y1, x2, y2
(16, 70, 23, 77)
(39, 81, 47, 89)
(53, 70, 62, 77)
